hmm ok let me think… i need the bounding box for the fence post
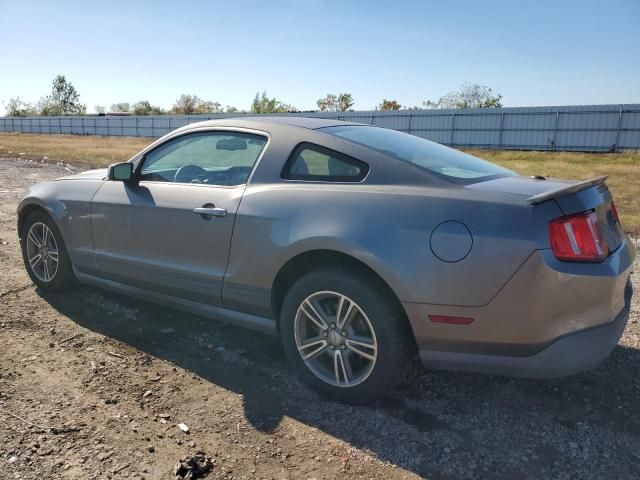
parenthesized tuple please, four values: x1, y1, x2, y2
(615, 109, 623, 153)
(135, 117, 139, 137)
(450, 113, 456, 147)
(552, 111, 559, 152)
(93, 116, 97, 135)
(58, 117, 61, 134)
(407, 113, 412, 135)
(498, 112, 505, 149)
(81, 116, 85, 135)
(151, 116, 155, 137)
(370, 115, 375, 125)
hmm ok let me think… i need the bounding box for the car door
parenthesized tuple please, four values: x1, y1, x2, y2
(90, 130, 268, 305)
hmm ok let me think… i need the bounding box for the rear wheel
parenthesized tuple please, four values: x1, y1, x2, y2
(21, 210, 76, 291)
(280, 268, 411, 404)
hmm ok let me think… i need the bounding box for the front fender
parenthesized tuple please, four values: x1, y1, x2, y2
(17, 179, 106, 271)
(17, 182, 68, 234)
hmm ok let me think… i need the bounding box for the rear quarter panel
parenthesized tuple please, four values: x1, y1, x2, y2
(224, 183, 562, 312)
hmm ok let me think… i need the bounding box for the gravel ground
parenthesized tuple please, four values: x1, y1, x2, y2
(0, 157, 639, 480)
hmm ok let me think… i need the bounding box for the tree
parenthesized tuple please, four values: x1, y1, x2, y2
(132, 100, 165, 115)
(38, 75, 86, 115)
(226, 106, 238, 113)
(110, 102, 131, 113)
(170, 94, 222, 115)
(379, 99, 401, 111)
(423, 83, 503, 109)
(251, 91, 295, 113)
(5, 97, 37, 117)
(316, 93, 354, 112)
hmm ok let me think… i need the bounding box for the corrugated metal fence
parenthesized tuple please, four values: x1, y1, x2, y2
(1, 104, 639, 152)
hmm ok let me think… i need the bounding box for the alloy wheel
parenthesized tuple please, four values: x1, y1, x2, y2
(294, 291, 378, 388)
(26, 222, 59, 282)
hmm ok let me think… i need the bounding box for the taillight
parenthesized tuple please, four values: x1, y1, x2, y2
(548, 210, 608, 262)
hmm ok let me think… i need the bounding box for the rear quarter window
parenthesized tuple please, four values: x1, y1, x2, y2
(282, 143, 368, 182)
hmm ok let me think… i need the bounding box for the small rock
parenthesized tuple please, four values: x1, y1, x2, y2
(187, 441, 196, 448)
(177, 423, 189, 433)
(142, 390, 152, 398)
(8, 456, 18, 464)
(147, 446, 155, 453)
(174, 451, 213, 479)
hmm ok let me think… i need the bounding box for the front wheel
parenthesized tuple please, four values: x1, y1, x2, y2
(280, 268, 411, 404)
(21, 210, 76, 291)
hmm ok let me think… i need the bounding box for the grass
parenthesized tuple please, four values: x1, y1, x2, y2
(0, 132, 149, 166)
(467, 149, 640, 235)
(1, 132, 638, 234)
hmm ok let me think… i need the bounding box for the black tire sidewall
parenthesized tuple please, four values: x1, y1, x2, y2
(280, 268, 408, 404)
(21, 210, 75, 291)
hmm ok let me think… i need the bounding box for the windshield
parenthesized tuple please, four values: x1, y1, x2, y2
(321, 125, 514, 182)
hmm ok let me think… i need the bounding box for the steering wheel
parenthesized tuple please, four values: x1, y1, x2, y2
(174, 164, 209, 184)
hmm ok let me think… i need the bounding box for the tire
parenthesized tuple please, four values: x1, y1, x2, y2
(280, 267, 412, 404)
(20, 210, 76, 292)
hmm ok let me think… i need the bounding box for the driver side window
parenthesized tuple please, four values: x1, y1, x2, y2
(140, 131, 267, 186)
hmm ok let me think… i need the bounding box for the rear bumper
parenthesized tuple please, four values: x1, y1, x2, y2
(418, 280, 631, 378)
(405, 235, 635, 378)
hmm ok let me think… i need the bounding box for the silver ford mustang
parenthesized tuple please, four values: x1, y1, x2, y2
(18, 117, 634, 404)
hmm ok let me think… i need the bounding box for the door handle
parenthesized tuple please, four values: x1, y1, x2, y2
(193, 206, 227, 219)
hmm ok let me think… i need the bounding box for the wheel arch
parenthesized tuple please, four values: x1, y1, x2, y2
(17, 201, 54, 238)
(271, 249, 416, 349)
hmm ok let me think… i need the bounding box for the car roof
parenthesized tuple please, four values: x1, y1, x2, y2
(182, 116, 365, 131)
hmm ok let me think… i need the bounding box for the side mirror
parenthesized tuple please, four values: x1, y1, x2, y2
(107, 162, 134, 182)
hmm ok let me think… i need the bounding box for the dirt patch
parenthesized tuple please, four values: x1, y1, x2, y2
(1, 157, 639, 479)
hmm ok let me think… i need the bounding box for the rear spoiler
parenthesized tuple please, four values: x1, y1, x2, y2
(527, 175, 608, 205)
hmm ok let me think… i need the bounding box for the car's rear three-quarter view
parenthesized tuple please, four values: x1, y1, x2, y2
(17, 117, 635, 404)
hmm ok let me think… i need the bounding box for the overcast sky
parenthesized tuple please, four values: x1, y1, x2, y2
(1, 0, 639, 114)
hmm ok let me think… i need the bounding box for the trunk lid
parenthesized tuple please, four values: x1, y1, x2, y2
(467, 174, 624, 255)
(465, 175, 605, 200)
